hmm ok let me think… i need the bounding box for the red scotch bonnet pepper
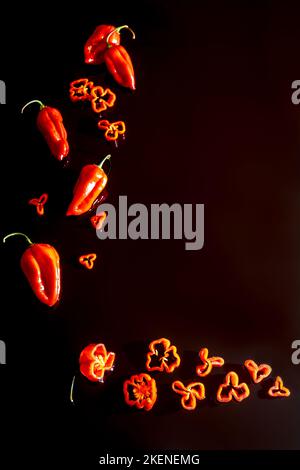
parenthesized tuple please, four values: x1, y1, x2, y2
(66, 154, 111, 216)
(21, 100, 69, 161)
(84, 25, 121, 65)
(104, 25, 136, 90)
(3, 232, 61, 307)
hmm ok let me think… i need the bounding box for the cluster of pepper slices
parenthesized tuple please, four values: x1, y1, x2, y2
(77, 338, 291, 410)
(3, 24, 292, 412)
(3, 24, 136, 306)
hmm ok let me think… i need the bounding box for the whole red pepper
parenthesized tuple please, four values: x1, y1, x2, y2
(3, 232, 61, 307)
(104, 26, 136, 90)
(21, 100, 69, 161)
(66, 154, 111, 216)
(84, 25, 120, 65)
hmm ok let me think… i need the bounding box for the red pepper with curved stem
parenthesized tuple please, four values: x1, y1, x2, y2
(21, 100, 69, 161)
(84, 25, 120, 65)
(66, 154, 111, 216)
(104, 25, 136, 90)
(3, 232, 61, 307)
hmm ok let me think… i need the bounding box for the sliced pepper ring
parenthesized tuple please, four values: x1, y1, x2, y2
(244, 359, 272, 384)
(90, 86, 106, 112)
(79, 253, 97, 270)
(70, 78, 94, 102)
(217, 371, 250, 403)
(98, 119, 126, 141)
(100, 88, 116, 107)
(196, 347, 224, 377)
(123, 373, 157, 411)
(172, 380, 205, 411)
(268, 376, 290, 398)
(28, 193, 48, 216)
(146, 337, 181, 373)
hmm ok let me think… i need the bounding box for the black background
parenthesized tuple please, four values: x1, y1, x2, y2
(0, 0, 300, 467)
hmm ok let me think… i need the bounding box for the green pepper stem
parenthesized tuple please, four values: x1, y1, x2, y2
(70, 375, 76, 405)
(106, 25, 136, 46)
(21, 100, 45, 114)
(2, 232, 33, 245)
(99, 154, 112, 169)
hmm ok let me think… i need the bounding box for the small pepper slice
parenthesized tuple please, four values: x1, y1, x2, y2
(98, 119, 126, 141)
(123, 373, 157, 411)
(84, 25, 120, 65)
(196, 348, 224, 377)
(21, 100, 69, 161)
(28, 193, 48, 216)
(244, 359, 272, 384)
(79, 253, 97, 270)
(3, 232, 61, 307)
(91, 86, 116, 113)
(100, 88, 116, 107)
(217, 371, 250, 403)
(66, 154, 111, 216)
(70, 79, 94, 102)
(146, 338, 181, 373)
(172, 380, 205, 411)
(90, 212, 107, 230)
(90, 86, 105, 111)
(79, 343, 115, 382)
(268, 376, 290, 398)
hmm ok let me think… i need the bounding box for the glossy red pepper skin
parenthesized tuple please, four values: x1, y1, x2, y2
(104, 45, 135, 90)
(37, 106, 69, 161)
(20, 243, 61, 307)
(3, 233, 61, 307)
(66, 164, 108, 216)
(84, 25, 120, 65)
